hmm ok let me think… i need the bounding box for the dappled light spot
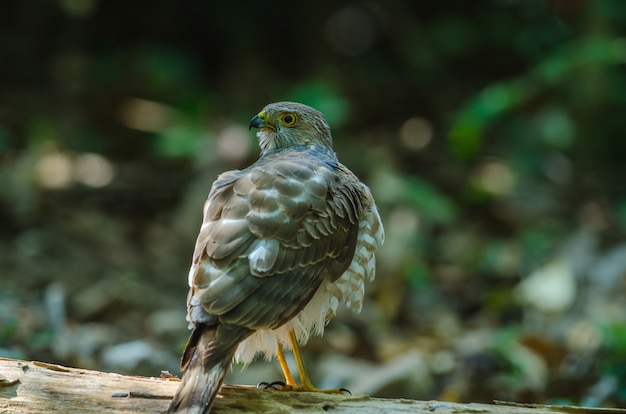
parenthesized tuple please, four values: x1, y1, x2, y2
(473, 161, 516, 195)
(217, 125, 251, 163)
(74, 153, 115, 188)
(388, 205, 420, 237)
(399, 117, 433, 150)
(118, 97, 175, 133)
(36, 151, 114, 189)
(516, 259, 576, 314)
(36, 150, 73, 189)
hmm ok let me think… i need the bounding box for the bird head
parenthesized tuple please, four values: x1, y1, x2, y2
(249, 102, 332, 153)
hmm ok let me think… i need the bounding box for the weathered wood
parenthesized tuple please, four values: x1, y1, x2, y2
(1, 357, 624, 413)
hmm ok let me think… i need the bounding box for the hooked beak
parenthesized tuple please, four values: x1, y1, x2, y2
(249, 114, 264, 130)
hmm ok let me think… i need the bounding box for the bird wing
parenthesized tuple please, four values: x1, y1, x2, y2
(187, 146, 363, 330)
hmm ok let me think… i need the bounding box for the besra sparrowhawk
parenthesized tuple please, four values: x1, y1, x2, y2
(168, 101, 384, 414)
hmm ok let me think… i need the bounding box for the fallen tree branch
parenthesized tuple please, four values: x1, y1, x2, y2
(1, 357, 624, 413)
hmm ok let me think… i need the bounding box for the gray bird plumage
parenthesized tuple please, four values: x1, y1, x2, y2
(168, 102, 384, 414)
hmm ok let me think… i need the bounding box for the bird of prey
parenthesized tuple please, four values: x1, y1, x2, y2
(168, 101, 384, 413)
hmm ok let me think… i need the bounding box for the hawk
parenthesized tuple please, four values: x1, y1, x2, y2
(168, 101, 384, 413)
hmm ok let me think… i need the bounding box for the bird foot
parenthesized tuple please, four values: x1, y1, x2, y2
(257, 381, 286, 391)
(257, 381, 350, 394)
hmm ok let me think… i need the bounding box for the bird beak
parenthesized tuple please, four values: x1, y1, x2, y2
(249, 113, 265, 130)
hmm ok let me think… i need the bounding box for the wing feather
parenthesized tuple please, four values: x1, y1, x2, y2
(187, 146, 367, 331)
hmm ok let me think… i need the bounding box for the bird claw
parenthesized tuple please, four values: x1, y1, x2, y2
(257, 381, 286, 391)
(257, 381, 351, 394)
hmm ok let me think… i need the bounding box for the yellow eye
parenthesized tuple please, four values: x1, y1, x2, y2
(279, 112, 298, 127)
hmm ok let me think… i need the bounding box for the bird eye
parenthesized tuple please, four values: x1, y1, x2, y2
(279, 113, 298, 127)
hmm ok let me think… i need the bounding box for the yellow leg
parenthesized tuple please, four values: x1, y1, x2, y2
(288, 330, 316, 391)
(276, 341, 297, 387)
(268, 331, 348, 394)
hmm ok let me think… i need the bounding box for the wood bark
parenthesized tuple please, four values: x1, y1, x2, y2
(1, 357, 624, 413)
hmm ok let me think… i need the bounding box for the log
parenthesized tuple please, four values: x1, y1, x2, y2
(1, 357, 624, 413)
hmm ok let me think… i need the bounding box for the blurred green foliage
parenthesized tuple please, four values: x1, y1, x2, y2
(1, 0, 626, 408)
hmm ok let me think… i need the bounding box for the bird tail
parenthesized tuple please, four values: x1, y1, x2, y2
(167, 324, 250, 414)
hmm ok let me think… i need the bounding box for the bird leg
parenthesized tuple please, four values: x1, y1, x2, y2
(288, 330, 317, 391)
(269, 330, 349, 394)
(275, 339, 297, 387)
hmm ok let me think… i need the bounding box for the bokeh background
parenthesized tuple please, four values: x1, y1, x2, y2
(1, 0, 626, 408)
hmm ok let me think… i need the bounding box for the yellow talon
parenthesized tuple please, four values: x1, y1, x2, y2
(271, 331, 349, 394)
